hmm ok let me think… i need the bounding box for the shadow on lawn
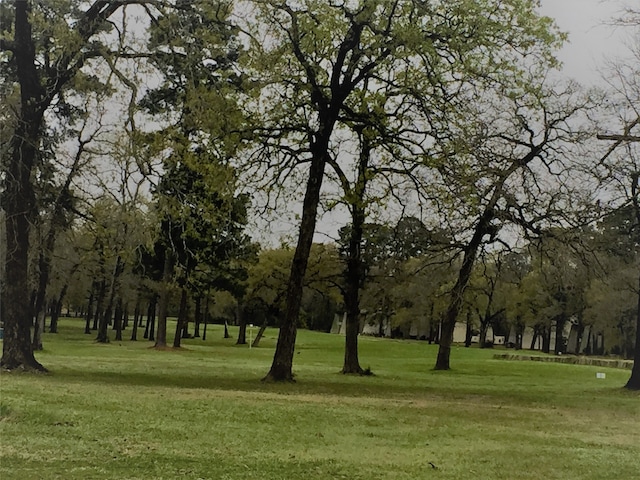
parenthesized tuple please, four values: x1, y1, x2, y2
(48, 361, 496, 404)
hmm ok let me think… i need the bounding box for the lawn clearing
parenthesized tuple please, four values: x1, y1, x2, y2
(1, 318, 638, 480)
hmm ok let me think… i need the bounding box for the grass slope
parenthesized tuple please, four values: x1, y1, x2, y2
(1, 318, 638, 480)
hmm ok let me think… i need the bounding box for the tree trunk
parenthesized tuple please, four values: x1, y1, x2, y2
(479, 318, 489, 348)
(342, 213, 365, 374)
(144, 296, 155, 339)
(123, 303, 129, 329)
(224, 321, 231, 339)
(130, 295, 141, 341)
(114, 298, 123, 341)
(92, 279, 106, 331)
(32, 250, 50, 347)
(194, 296, 201, 338)
(202, 296, 209, 340)
(172, 287, 188, 348)
(31, 308, 45, 351)
(49, 284, 67, 333)
(148, 298, 157, 342)
(542, 325, 551, 354)
(97, 256, 123, 343)
(263, 149, 328, 382)
(435, 219, 488, 370)
(464, 311, 473, 348)
(530, 327, 539, 350)
(0, 3, 46, 371)
(625, 272, 640, 390)
(85, 288, 95, 334)
(236, 302, 247, 345)
(554, 315, 566, 354)
(252, 321, 268, 348)
(181, 317, 190, 338)
(342, 133, 369, 375)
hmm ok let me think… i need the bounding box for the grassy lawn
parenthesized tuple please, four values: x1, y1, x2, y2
(1, 318, 638, 480)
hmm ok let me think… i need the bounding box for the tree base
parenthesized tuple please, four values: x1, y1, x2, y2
(262, 369, 296, 383)
(342, 366, 374, 376)
(1, 357, 48, 373)
(624, 376, 640, 390)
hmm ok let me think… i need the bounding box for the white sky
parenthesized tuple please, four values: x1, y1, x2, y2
(538, 0, 631, 84)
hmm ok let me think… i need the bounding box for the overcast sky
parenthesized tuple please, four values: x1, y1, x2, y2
(539, 0, 631, 84)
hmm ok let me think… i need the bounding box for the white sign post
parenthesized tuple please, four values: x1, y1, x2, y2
(248, 324, 254, 349)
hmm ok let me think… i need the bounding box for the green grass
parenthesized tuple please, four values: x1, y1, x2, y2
(1, 318, 639, 480)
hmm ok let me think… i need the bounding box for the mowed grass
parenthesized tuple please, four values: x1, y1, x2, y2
(1, 318, 638, 480)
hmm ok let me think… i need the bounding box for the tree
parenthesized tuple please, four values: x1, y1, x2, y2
(244, 0, 564, 381)
(596, 9, 640, 389)
(0, 0, 155, 371)
(138, 0, 252, 349)
(431, 76, 598, 370)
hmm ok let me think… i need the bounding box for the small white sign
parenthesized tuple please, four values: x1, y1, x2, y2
(596, 372, 606, 379)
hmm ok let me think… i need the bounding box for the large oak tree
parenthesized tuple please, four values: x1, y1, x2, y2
(242, 0, 565, 382)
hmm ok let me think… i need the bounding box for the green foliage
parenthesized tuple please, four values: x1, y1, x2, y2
(245, 244, 342, 328)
